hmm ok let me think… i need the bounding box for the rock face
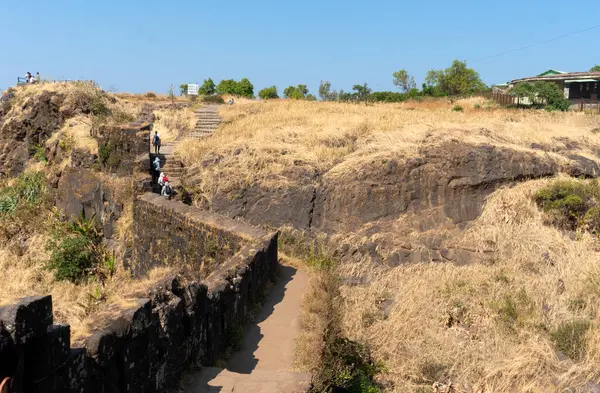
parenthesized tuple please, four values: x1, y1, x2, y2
(55, 167, 123, 240)
(186, 141, 600, 266)
(0, 89, 93, 177)
(313, 143, 557, 232)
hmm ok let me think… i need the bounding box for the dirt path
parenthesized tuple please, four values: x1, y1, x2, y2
(157, 105, 311, 392)
(182, 265, 311, 393)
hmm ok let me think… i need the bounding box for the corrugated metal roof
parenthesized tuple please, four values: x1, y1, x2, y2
(510, 71, 600, 84)
(565, 79, 599, 83)
(538, 69, 567, 76)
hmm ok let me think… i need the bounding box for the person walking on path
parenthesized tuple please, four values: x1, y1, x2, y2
(152, 157, 161, 183)
(152, 130, 161, 154)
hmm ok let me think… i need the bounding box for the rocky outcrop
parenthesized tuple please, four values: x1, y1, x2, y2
(55, 167, 123, 240)
(313, 142, 558, 232)
(0, 90, 94, 177)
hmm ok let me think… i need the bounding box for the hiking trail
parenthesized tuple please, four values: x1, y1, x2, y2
(150, 104, 311, 393)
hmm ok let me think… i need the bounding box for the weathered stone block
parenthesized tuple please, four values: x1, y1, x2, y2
(0, 295, 52, 345)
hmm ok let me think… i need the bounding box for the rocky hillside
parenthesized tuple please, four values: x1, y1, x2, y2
(178, 99, 600, 266)
(176, 98, 600, 391)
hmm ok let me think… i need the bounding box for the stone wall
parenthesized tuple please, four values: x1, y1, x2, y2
(0, 231, 277, 393)
(132, 193, 266, 277)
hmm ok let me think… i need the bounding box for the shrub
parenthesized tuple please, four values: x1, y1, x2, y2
(452, 105, 463, 112)
(474, 103, 481, 109)
(551, 320, 591, 360)
(258, 86, 279, 100)
(0, 170, 47, 215)
(319, 337, 383, 393)
(46, 214, 104, 282)
(534, 180, 599, 229)
(200, 95, 225, 104)
(144, 92, 157, 98)
(584, 206, 600, 232)
(46, 234, 96, 282)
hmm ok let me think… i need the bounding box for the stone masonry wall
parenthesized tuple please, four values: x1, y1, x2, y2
(132, 193, 267, 277)
(0, 230, 277, 393)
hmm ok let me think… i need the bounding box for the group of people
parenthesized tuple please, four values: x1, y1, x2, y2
(24, 72, 40, 84)
(153, 156, 173, 199)
(152, 131, 171, 198)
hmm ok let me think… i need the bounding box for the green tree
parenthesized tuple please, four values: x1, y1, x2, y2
(283, 84, 312, 100)
(236, 78, 254, 98)
(590, 65, 600, 72)
(198, 78, 216, 95)
(319, 80, 338, 101)
(425, 60, 486, 96)
(179, 84, 189, 96)
(216, 79, 238, 95)
(510, 81, 571, 111)
(392, 69, 416, 92)
(258, 86, 279, 100)
(352, 83, 372, 104)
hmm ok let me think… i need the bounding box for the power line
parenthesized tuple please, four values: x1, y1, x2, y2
(470, 23, 600, 64)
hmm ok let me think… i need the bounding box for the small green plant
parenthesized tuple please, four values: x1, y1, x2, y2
(0, 194, 18, 215)
(103, 252, 116, 276)
(98, 143, 110, 165)
(29, 144, 48, 164)
(58, 133, 75, 153)
(583, 206, 600, 232)
(550, 320, 591, 360)
(473, 103, 481, 109)
(452, 105, 463, 112)
(0, 170, 46, 216)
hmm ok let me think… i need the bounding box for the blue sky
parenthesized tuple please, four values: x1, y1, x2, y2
(2, 0, 600, 95)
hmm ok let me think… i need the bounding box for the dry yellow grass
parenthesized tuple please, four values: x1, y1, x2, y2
(0, 233, 174, 341)
(176, 99, 600, 203)
(175, 99, 600, 391)
(153, 107, 196, 141)
(339, 179, 600, 392)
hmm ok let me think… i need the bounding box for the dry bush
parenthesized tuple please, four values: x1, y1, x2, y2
(338, 179, 600, 392)
(153, 107, 196, 141)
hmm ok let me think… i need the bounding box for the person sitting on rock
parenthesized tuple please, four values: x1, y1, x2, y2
(157, 172, 165, 188)
(152, 130, 161, 154)
(160, 175, 171, 199)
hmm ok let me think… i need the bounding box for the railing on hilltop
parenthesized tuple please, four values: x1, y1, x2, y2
(15, 78, 96, 86)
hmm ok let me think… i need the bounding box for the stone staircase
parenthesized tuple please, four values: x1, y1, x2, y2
(150, 105, 221, 196)
(190, 105, 221, 138)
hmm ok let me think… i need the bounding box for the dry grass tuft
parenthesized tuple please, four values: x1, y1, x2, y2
(339, 178, 600, 392)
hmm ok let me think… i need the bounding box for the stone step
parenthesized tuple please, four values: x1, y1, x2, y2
(183, 367, 311, 393)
